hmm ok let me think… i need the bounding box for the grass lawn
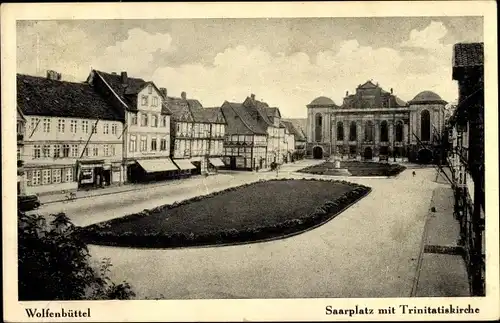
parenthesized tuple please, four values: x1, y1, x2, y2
(298, 161, 406, 177)
(81, 179, 370, 248)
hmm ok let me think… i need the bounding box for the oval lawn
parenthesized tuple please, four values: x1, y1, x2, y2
(80, 178, 371, 248)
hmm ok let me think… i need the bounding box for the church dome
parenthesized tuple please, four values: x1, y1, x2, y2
(409, 91, 447, 105)
(309, 96, 335, 106)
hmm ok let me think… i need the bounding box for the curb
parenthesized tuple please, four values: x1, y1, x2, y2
(86, 185, 372, 251)
(40, 175, 226, 205)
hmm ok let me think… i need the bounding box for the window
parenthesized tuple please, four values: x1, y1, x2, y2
(71, 144, 78, 157)
(92, 123, 98, 134)
(140, 136, 147, 151)
(176, 123, 181, 134)
(421, 110, 431, 141)
(141, 113, 148, 127)
(131, 114, 138, 126)
(42, 169, 51, 185)
(141, 95, 148, 106)
(315, 113, 322, 142)
(103, 144, 109, 156)
(30, 118, 40, 133)
(58, 119, 65, 133)
(17, 148, 21, 160)
(111, 124, 117, 135)
(43, 119, 51, 133)
(62, 144, 70, 157)
(64, 168, 73, 182)
(70, 120, 77, 133)
(349, 122, 357, 141)
(151, 138, 157, 151)
(53, 145, 61, 158)
(160, 138, 167, 151)
(103, 123, 109, 134)
(111, 145, 116, 156)
(396, 121, 404, 142)
(129, 135, 137, 152)
(364, 121, 374, 141)
(152, 115, 158, 127)
(52, 169, 62, 184)
(83, 147, 89, 157)
(92, 147, 99, 156)
(33, 145, 41, 158)
(148, 85, 153, 94)
(161, 116, 167, 127)
(32, 170, 41, 186)
(152, 97, 158, 107)
(380, 121, 389, 142)
(82, 120, 89, 133)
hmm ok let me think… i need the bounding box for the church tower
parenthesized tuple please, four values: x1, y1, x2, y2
(306, 96, 337, 159)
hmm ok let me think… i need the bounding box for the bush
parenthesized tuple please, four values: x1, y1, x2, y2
(18, 211, 135, 300)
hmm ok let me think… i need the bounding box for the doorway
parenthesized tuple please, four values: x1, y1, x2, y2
(313, 146, 323, 159)
(417, 148, 433, 164)
(363, 147, 373, 160)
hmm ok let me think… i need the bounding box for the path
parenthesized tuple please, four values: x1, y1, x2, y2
(88, 167, 442, 299)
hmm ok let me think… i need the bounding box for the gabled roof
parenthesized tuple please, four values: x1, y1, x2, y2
(280, 120, 306, 141)
(453, 42, 484, 68)
(282, 118, 307, 141)
(243, 97, 275, 126)
(358, 80, 378, 89)
(198, 107, 226, 124)
(17, 74, 122, 121)
(91, 70, 169, 114)
(221, 101, 267, 135)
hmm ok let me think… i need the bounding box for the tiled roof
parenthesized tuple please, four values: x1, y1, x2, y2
(453, 42, 484, 68)
(221, 102, 267, 135)
(280, 120, 306, 141)
(17, 74, 122, 121)
(200, 107, 226, 124)
(243, 97, 274, 126)
(94, 70, 147, 110)
(165, 97, 188, 120)
(282, 118, 307, 141)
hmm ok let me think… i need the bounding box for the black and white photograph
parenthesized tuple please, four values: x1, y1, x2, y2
(2, 1, 498, 322)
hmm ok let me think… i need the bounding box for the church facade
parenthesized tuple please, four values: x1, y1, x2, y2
(305, 81, 447, 163)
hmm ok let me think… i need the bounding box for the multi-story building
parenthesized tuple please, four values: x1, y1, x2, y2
(17, 107, 26, 195)
(306, 81, 447, 163)
(242, 94, 287, 165)
(282, 118, 307, 158)
(165, 92, 226, 175)
(280, 120, 297, 162)
(87, 70, 176, 183)
(447, 42, 484, 296)
(220, 101, 268, 170)
(17, 72, 124, 195)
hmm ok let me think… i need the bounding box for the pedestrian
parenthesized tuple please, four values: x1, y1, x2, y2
(412, 171, 416, 177)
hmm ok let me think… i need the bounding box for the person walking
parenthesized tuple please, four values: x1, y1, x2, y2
(412, 171, 416, 177)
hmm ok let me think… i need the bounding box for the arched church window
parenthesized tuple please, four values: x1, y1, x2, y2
(380, 120, 389, 142)
(349, 121, 357, 141)
(396, 121, 404, 142)
(421, 110, 431, 141)
(364, 121, 374, 141)
(337, 122, 344, 141)
(315, 113, 322, 142)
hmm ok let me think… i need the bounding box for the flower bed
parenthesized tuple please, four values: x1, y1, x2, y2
(298, 161, 406, 177)
(79, 178, 371, 248)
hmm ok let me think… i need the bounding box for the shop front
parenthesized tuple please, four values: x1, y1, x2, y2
(127, 158, 179, 183)
(77, 160, 110, 190)
(173, 158, 197, 177)
(208, 157, 225, 173)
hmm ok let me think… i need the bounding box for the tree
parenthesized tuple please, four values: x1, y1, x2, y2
(18, 211, 135, 300)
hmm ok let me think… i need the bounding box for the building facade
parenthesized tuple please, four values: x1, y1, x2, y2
(306, 80, 447, 163)
(165, 92, 226, 175)
(447, 42, 485, 296)
(18, 72, 124, 195)
(88, 70, 176, 183)
(17, 107, 26, 195)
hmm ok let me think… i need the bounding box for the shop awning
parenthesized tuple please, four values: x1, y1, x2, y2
(137, 158, 179, 173)
(209, 158, 225, 167)
(173, 159, 197, 170)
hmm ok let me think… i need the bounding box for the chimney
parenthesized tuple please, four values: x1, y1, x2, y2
(46, 70, 61, 81)
(121, 71, 128, 85)
(181, 91, 187, 100)
(346, 91, 349, 97)
(390, 88, 393, 94)
(251, 93, 256, 100)
(159, 87, 168, 98)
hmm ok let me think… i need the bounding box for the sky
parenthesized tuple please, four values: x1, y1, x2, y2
(17, 17, 483, 118)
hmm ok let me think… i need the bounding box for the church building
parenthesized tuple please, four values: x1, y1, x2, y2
(306, 80, 447, 163)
